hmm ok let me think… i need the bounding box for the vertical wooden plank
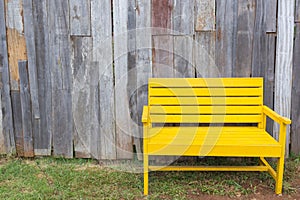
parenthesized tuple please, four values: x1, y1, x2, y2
(215, 0, 238, 77)
(136, 0, 152, 159)
(5, 0, 27, 90)
(23, 0, 42, 158)
(70, 0, 91, 36)
(113, 0, 133, 159)
(91, 0, 116, 160)
(152, 35, 175, 163)
(89, 62, 100, 159)
(173, 0, 194, 34)
(127, 0, 138, 158)
(295, 0, 300, 22)
(194, 32, 217, 78)
(23, 0, 40, 119)
(273, 0, 295, 157)
(18, 61, 34, 157)
(152, 35, 174, 77)
(0, 0, 15, 154)
(251, 0, 266, 77)
(0, 90, 4, 154)
(195, 0, 215, 31)
(234, 0, 255, 77)
(11, 91, 24, 156)
(152, 0, 173, 35)
(265, 0, 277, 32)
(48, 0, 73, 158)
(174, 36, 194, 77)
(291, 23, 300, 154)
(32, 0, 51, 156)
(265, 34, 276, 134)
(72, 37, 93, 158)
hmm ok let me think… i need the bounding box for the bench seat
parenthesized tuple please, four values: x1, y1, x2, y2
(147, 127, 281, 157)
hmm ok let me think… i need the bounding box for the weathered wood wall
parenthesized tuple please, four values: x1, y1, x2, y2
(292, 0, 300, 155)
(0, 0, 299, 158)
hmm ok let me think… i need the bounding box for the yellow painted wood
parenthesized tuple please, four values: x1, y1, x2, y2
(142, 106, 149, 123)
(150, 78, 263, 87)
(263, 105, 291, 124)
(259, 157, 277, 180)
(147, 144, 281, 157)
(149, 114, 262, 123)
(149, 105, 262, 114)
(150, 97, 263, 105)
(148, 126, 265, 136)
(149, 165, 269, 172)
(148, 131, 280, 145)
(143, 78, 291, 195)
(143, 123, 149, 196)
(275, 122, 287, 194)
(150, 87, 263, 97)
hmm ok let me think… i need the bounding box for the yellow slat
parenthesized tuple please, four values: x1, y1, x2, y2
(148, 166, 269, 172)
(149, 105, 262, 114)
(150, 78, 263, 87)
(148, 130, 279, 145)
(149, 97, 263, 105)
(149, 114, 262, 123)
(150, 88, 262, 97)
(149, 136, 279, 145)
(148, 126, 262, 135)
(147, 144, 281, 157)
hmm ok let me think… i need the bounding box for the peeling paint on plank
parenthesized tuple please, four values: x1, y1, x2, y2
(5, 0, 27, 90)
(152, 0, 173, 34)
(195, 0, 215, 31)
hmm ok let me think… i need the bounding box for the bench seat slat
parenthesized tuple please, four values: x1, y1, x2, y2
(150, 88, 262, 97)
(147, 144, 281, 157)
(149, 105, 262, 114)
(148, 127, 278, 145)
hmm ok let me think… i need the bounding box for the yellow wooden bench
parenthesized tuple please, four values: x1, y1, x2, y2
(142, 78, 291, 195)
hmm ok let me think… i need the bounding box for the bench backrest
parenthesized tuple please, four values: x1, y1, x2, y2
(148, 78, 263, 125)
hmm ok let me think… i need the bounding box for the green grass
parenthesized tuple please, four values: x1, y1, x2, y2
(0, 155, 299, 199)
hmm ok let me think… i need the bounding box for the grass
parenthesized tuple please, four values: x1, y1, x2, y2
(0, 155, 299, 199)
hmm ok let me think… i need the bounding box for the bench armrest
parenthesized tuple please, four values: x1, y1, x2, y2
(142, 106, 149, 123)
(263, 105, 291, 125)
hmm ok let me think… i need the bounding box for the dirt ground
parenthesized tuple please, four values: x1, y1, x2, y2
(189, 170, 300, 200)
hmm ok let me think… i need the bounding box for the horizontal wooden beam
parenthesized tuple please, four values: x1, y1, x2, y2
(149, 165, 269, 172)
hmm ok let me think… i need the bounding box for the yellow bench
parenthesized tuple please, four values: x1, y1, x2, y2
(142, 78, 291, 195)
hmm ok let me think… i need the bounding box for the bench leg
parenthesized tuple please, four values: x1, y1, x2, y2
(275, 157, 285, 194)
(144, 154, 149, 195)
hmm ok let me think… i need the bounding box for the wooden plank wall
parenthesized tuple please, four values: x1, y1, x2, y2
(0, 0, 299, 158)
(18, 61, 34, 157)
(0, 89, 4, 154)
(273, 0, 295, 156)
(0, 0, 15, 154)
(291, 0, 300, 154)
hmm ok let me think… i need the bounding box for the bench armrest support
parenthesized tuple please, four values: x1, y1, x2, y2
(142, 106, 149, 123)
(262, 105, 291, 125)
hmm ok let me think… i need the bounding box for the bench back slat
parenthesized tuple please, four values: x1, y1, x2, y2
(148, 78, 263, 125)
(149, 97, 262, 105)
(149, 105, 262, 114)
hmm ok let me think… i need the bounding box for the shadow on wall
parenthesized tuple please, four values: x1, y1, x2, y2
(129, 84, 148, 127)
